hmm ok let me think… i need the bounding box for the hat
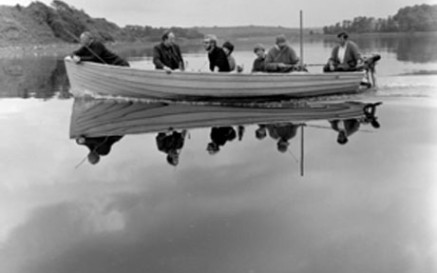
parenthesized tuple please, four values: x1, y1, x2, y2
(275, 34, 287, 44)
(253, 43, 265, 53)
(337, 31, 348, 39)
(222, 41, 234, 53)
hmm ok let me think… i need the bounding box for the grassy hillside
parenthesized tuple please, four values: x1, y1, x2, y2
(0, 5, 60, 46)
(0, 1, 203, 47)
(0, 1, 321, 48)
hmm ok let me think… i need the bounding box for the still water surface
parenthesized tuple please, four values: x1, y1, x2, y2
(0, 34, 437, 273)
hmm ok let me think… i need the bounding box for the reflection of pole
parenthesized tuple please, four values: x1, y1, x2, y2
(300, 10, 304, 66)
(300, 125, 304, 177)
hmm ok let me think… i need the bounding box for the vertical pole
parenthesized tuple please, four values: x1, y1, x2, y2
(300, 125, 304, 177)
(300, 10, 304, 66)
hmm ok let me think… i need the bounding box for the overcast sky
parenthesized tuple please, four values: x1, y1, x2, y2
(1, 0, 436, 27)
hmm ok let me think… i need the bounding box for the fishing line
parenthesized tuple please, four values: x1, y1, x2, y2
(288, 149, 299, 163)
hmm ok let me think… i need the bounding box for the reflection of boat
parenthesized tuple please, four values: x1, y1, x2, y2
(70, 98, 377, 138)
(64, 57, 368, 101)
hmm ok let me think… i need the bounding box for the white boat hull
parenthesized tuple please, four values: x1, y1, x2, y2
(65, 57, 366, 101)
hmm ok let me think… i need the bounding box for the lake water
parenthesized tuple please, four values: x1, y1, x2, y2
(1, 34, 437, 273)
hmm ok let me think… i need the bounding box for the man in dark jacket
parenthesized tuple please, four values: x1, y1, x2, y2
(72, 32, 129, 66)
(203, 35, 231, 72)
(153, 31, 185, 71)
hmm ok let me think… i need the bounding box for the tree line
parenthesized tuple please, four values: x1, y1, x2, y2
(323, 4, 437, 34)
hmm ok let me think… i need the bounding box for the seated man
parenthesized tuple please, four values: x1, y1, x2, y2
(71, 32, 129, 66)
(153, 31, 185, 71)
(203, 35, 231, 72)
(265, 35, 300, 73)
(324, 32, 362, 72)
(223, 41, 243, 73)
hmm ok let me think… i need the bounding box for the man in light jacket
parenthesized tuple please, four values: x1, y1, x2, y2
(324, 31, 363, 72)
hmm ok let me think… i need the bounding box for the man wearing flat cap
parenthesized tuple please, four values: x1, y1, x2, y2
(265, 34, 300, 73)
(324, 32, 363, 72)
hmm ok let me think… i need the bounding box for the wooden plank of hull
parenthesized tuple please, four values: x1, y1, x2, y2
(70, 99, 368, 138)
(65, 58, 364, 100)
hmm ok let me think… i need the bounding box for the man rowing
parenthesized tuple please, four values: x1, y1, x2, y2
(153, 30, 185, 71)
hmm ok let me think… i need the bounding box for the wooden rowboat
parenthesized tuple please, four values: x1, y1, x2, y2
(64, 57, 368, 101)
(70, 98, 377, 138)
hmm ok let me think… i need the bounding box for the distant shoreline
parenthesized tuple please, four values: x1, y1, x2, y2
(1, 31, 435, 58)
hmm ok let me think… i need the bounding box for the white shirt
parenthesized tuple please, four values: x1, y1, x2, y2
(337, 43, 347, 64)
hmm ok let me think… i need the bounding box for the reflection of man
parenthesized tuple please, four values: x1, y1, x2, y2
(329, 119, 360, 145)
(156, 130, 187, 166)
(265, 35, 300, 73)
(153, 31, 185, 71)
(71, 32, 129, 66)
(203, 35, 231, 72)
(324, 32, 362, 72)
(266, 123, 299, 153)
(255, 124, 267, 140)
(206, 126, 236, 155)
(76, 135, 123, 164)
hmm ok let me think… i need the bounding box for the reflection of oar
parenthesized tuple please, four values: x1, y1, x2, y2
(74, 156, 88, 169)
(300, 125, 304, 177)
(306, 124, 375, 133)
(288, 150, 299, 163)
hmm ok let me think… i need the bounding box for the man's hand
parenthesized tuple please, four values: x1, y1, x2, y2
(328, 60, 335, 71)
(72, 55, 81, 64)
